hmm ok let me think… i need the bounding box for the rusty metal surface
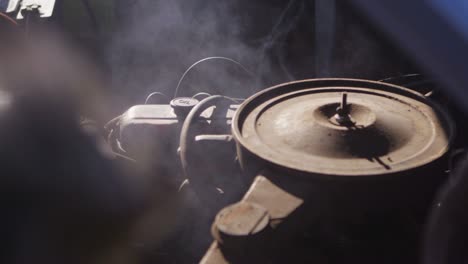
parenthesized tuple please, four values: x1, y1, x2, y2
(201, 173, 304, 264)
(200, 242, 228, 264)
(202, 79, 455, 263)
(214, 202, 270, 238)
(242, 174, 303, 224)
(201, 164, 445, 263)
(233, 78, 454, 178)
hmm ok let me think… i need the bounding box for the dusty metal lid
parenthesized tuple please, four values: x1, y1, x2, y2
(233, 79, 454, 177)
(170, 97, 199, 117)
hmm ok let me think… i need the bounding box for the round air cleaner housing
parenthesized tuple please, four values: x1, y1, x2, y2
(204, 79, 455, 264)
(232, 78, 455, 228)
(233, 78, 454, 179)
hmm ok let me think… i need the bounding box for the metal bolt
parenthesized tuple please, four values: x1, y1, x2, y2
(341, 93, 347, 112)
(335, 93, 354, 126)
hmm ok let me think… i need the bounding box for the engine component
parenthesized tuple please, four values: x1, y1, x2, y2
(202, 78, 455, 263)
(117, 97, 239, 179)
(170, 97, 199, 117)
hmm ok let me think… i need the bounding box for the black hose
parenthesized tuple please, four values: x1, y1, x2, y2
(179, 95, 237, 178)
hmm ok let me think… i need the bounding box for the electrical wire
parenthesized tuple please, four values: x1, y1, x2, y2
(191, 92, 212, 100)
(173, 56, 255, 98)
(192, 93, 245, 104)
(144, 92, 170, 104)
(378, 73, 422, 83)
(379, 73, 434, 96)
(378, 73, 433, 88)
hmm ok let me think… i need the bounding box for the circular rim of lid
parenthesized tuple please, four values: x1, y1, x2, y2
(170, 97, 199, 108)
(232, 78, 455, 177)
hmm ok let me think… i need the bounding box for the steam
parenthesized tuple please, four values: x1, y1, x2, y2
(0, 1, 425, 263)
(102, 1, 418, 262)
(105, 1, 310, 261)
(315, 0, 336, 77)
(107, 0, 303, 107)
(106, 0, 417, 110)
(105, 2, 325, 262)
(0, 26, 179, 264)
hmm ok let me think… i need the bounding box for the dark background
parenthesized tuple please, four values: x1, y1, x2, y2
(49, 0, 417, 118)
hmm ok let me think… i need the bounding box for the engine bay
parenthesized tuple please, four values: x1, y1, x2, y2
(0, 1, 468, 264)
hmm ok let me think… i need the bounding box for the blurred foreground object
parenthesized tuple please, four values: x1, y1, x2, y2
(0, 20, 179, 264)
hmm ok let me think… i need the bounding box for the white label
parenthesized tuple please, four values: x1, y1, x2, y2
(6, 0, 20, 13)
(16, 0, 56, 19)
